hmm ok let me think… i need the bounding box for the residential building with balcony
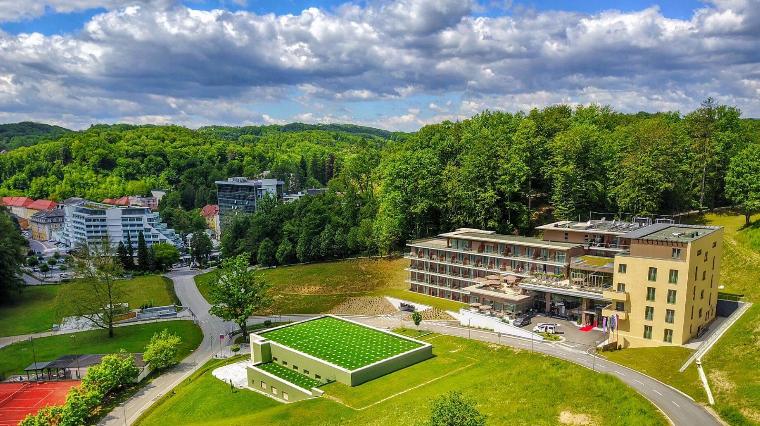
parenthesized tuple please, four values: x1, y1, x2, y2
(406, 221, 723, 348)
(604, 224, 722, 348)
(60, 200, 183, 250)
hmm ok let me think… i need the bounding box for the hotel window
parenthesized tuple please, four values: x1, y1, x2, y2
(664, 329, 673, 343)
(700, 289, 704, 299)
(702, 270, 706, 280)
(665, 309, 675, 323)
(644, 325, 652, 339)
(315, 374, 321, 380)
(617, 283, 625, 292)
(668, 269, 679, 284)
(283, 392, 289, 401)
(282, 361, 288, 366)
(699, 308, 703, 318)
(618, 263, 627, 273)
(293, 365, 298, 370)
(272, 387, 278, 396)
(615, 302, 625, 311)
(667, 289, 677, 304)
(672, 248, 681, 258)
(645, 306, 654, 321)
(691, 306, 694, 319)
(697, 249, 702, 256)
(260, 381, 267, 390)
(695, 266, 699, 279)
(648, 267, 657, 282)
(304, 369, 309, 375)
(712, 241, 717, 248)
(704, 251, 708, 262)
(646, 287, 656, 301)
(564, 232, 568, 241)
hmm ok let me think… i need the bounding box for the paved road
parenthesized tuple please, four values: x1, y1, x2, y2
(99, 268, 234, 426)
(351, 315, 720, 426)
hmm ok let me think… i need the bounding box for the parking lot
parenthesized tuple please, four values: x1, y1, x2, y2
(517, 314, 607, 347)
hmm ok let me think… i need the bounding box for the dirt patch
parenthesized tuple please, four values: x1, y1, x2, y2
(708, 369, 736, 394)
(558, 411, 594, 425)
(328, 297, 397, 315)
(401, 308, 453, 321)
(740, 407, 760, 423)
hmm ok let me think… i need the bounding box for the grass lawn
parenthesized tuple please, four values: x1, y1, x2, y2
(137, 331, 665, 426)
(604, 212, 760, 425)
(195, 257, 465, 314)
(0, 320, 202, 379)
(0, 275, 177, 337)
(256, 362, 321, 389)
(600, 346, 705, 401)
(0, 285, 60, 337)
(260, 317, 422, 370)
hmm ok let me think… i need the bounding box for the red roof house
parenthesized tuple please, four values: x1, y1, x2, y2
(1, 196, 34, 207)
(26, 199, 58, 211)
(200, 204, 219, 217)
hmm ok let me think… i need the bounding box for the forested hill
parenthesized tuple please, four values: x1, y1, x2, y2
(0, 103, 758, 258)
(0, 122, 71, 151)
(198, 123, 401, 140)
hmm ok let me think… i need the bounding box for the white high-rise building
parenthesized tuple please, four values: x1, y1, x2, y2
(61, 199, 183, 250)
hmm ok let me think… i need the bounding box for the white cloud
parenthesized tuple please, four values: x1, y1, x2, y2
(0, 0, 758, 130)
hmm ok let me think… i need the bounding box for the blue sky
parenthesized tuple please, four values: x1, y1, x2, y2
(0, 0, 757, 130)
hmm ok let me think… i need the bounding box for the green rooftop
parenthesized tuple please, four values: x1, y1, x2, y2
(256, 362, 321, 390)
(260, 316, 423, 370)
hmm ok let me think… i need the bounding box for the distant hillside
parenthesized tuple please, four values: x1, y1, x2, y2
(0, 122, 71, 151)
(198, 122, 403, 141)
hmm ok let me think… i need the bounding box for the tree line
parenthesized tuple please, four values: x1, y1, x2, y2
(1, 101, 758, 270)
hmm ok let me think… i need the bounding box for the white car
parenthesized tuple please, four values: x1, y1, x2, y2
(533, 324, 558, 334)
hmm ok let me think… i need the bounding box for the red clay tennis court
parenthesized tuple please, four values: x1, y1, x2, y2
(0, 381, 78, 426)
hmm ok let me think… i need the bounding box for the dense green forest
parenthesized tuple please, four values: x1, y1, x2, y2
(1, 101, 758, 265)
(0, 122, 71, 151)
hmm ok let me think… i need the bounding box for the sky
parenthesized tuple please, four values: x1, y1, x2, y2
(0, 0, 758, 131)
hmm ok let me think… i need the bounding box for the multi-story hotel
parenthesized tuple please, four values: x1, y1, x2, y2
(406, 219, 722, 348)
(60, 199, 183, 250)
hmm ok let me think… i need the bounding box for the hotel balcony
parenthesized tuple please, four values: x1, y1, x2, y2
(602, 289, 628, 302)
(602, 305, 627, 320)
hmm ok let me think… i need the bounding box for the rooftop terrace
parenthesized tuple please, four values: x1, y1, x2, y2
(536, 219, 646, 235)
(623, 223, 721, 243)
(256, 362, 321, 390)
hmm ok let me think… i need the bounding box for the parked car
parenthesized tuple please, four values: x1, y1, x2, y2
(513, 316, 531, 327)
(533, 324, 558, 334)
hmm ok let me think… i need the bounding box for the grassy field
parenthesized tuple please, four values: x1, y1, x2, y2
(137, 330, 665, 426)
(0, 320, 202, 379)
(601, 213, 760, 425)
(195, 257, 465, 314)
(0, 275, 177, 337)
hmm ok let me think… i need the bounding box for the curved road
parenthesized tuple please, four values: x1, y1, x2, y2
(99, 268, 234, 426)
(100, 269, 719, 426)
(352, 316, 720, 426)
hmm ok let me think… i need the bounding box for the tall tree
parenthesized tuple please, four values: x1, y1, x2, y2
(136, 231, 150, 271)
(208, 254, 271, 342)
(60, 241, 125, 338)
(151, 243, 180, 271)
(0, 207, 26, 303)
(116, 241, 131, 270)
(125, 233, 134, 266)
(725, 144, 760, 226)
(190, 231, 213, 267)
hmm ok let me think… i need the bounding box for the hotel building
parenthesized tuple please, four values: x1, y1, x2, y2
(406, 220, 722, 348)
(60, 199, 183, 250)
(215, 177, 284, 229)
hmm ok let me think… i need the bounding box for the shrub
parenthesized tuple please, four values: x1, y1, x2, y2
(143, 329, 183, 370)
(428, 391, 486, 426)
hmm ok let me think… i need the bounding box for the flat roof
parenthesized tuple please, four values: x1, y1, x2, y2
(536, 220, 645, 235)
(623, 223, 721, 243)
(256, 362, 321, 390)
(259, 316, 423, 370)
(445, 230, 581, 250)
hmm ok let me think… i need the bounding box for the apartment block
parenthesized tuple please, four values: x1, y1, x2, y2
(29, 208, 65, 241)
(60, 199, 183, 250)
(406, 220, 722, 348)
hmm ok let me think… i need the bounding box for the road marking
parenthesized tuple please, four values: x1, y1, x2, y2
(652, 389, 663, 396)
(634, 379, 644, 386)
(672, 401, 680, 408)
(615, 370, 626, 376)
